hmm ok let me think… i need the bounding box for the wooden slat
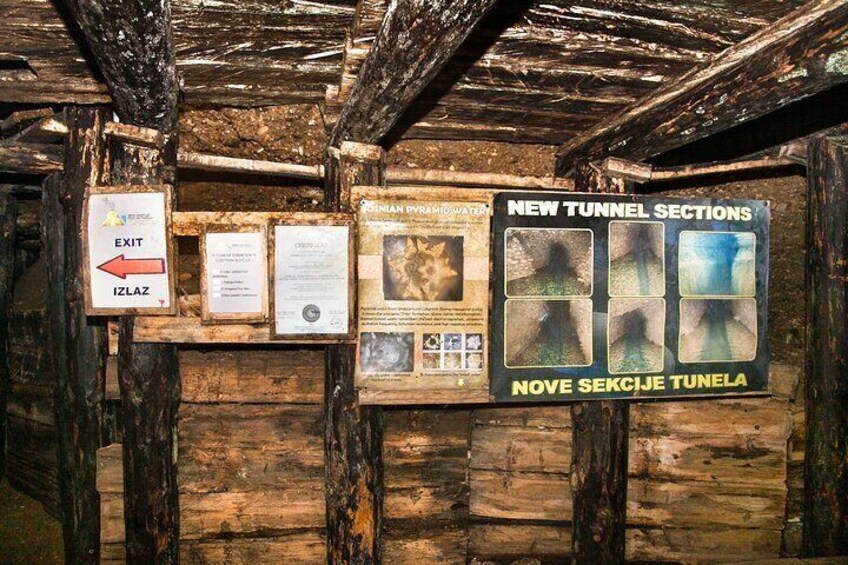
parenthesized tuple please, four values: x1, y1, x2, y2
(5, 382, 54, 425)
(179, 349, 324, 404)
(178, 404, 325, 493)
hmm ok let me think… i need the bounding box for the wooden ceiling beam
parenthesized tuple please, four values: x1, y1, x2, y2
(63, 0, 179, 132)
(328, 0, 499, 147)
(555, 0, 848, 176)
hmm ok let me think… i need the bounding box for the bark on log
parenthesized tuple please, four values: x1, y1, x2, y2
(803, 134, 848, 557)
(328, 0, 499, 146)
(64, 0, 178, 133)
(570, 164, 630, 565)
(0, 142, 63, 174)
(112, 141, 181, 564)
(66, 0, 182, 561)
(324, 141, 385, 564)
(555, 0, 848, 173)
(44, 107, 110, 565)
(0, 192, 16, 481)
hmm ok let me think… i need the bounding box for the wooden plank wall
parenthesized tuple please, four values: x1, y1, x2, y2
(98, 358, 799, 564)
(5, 288, 61, 517)
(468, 395, 792, 563)
(100, 348, 327, 563)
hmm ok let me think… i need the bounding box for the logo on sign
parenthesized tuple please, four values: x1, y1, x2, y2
(102, 210, 125, 227)
(303, 304, 321, 323)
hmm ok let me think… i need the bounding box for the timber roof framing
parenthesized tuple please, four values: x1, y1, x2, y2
(1, 0, 818, 146)
(555, 0, 848, 174)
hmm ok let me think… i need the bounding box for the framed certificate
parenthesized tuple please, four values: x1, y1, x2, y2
(270, 217, 355, 341)
(200, 224, 269, 324)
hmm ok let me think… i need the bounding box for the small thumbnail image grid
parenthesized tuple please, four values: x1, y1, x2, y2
(423, 332, 484, 372)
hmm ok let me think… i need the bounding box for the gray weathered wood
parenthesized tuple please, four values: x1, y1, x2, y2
(66, 1, 182, 563)
(64, 0, 178, 133)
(555, 0, 848, 174)
(329, 0, 499, 146)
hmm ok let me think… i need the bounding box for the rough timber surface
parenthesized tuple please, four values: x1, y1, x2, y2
(2, 0, 807, 143)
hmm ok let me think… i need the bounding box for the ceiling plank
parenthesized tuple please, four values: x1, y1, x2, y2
(555, 0, 848, 175)
(328, 0, 499, 146)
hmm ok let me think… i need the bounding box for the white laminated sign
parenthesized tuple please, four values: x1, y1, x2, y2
(270, 220, 354, 339)
(83, 185, 175, 316)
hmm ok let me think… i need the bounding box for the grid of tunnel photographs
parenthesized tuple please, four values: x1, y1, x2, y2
(678, 231, 758, 363)
(607, 221, 666, 374)
(502, 223, 759, 373)
(491, 192, 770, 402)
(503, 228, 594, 368)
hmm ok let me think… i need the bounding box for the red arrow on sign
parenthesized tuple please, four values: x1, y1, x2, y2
(97, 254, 166, 279)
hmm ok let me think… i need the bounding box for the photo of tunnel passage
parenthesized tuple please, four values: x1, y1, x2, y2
(505, 299, 593, 367)
(679, 231, 756, 297)
(609, 221, 665, 297)
(607, 298, 665, 374)
(505, 228, 592, 297)
(679, 299, 757, 363)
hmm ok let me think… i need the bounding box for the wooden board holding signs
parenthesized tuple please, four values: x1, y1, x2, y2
(82, 184, 176, 316)
(199, 224, 269, 324)
(269, 216, 356, 341)
(352, 186, 491, 405)
(490, 191, 770, 403)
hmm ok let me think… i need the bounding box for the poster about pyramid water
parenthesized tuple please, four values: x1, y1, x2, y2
(490, 192, 770, 403)
(355, 198, 491, 405)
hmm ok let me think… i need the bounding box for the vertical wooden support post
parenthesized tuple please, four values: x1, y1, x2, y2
(44, 107, 109, 565)
(803, 135, 848, 557)
(111, 135, 181, 564)
(324, 141, 385, 565)
(570, 163, 630, 565)
(0, 191, 16, 481)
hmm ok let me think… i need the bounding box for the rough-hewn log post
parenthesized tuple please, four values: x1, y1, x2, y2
(64, 1, 181, 562)
(0, 191, 16, 481)
(803, 135, 848, 557)
(324, 141, 385, 564)
(110, 121, 180, 565)
(570, 163, 630, 564)
(43, 106, 110, 565)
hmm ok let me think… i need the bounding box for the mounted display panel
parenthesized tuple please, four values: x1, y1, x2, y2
(269, 216, 355, 341)
(490, 192, 770, 402)
(354, 188, 491, 405)
(200, 224, 269, 324)
(82, 184, 176, 316)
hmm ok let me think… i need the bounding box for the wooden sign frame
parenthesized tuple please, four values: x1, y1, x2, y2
(82, 184, 177, 316)
(269, 214, 356, 342)
(199, 223, 269, 325)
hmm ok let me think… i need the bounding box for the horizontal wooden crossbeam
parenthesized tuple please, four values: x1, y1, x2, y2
(555, 0, 848, 174)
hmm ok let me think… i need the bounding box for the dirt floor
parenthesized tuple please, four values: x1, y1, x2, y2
(0, 480, 63, 564)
